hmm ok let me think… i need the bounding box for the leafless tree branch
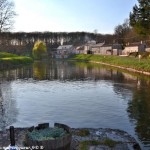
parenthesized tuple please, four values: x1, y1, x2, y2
(0, 0, 16, 32)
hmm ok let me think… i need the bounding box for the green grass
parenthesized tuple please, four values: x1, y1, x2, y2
(79, 140, 100, 150)
(0, 56, 33, 64)
(0, 52, 33, 70)
(128, 52, 150, 58)
(70, 54, 150, 72)
(102, 138, 120, 148)
(79, 138, 120, 150)
(0, 52, 18, 58)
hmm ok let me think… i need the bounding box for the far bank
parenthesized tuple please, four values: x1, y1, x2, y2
(0, 52, 33, 70)
(69, 54, 150, 75)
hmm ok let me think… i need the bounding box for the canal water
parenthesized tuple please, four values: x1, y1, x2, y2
(0, 60, 150, 149)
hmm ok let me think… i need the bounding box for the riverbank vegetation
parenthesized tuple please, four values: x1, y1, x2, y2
(32, 41, 48, 60)
(0, 52, 33, 70)
(70, 54, 150, 73)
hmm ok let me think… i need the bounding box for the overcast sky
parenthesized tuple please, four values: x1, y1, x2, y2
(13, 0, 137, 34)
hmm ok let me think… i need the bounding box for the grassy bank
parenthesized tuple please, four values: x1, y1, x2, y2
(70, 54, 150, 73)
(0, 52, 33, 70)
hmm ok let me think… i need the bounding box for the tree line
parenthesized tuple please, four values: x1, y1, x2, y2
(114, 0, 150, 46)
(0, 0, 150, 55)
(0, 31, 115, 54)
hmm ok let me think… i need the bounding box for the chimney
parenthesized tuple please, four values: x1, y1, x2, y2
(60, 38, 63, 46)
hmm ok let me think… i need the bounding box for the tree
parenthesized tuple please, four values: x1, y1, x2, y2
(32, 40, 48, 60)
(114, 19, 131, 45)
(0, 0, 16, 32)
(130, 0, 150, 37)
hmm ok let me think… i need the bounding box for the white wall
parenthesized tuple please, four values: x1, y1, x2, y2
(122, 46, 138, 55)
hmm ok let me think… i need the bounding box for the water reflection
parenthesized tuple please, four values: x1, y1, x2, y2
(127, 79, 150, 147)
(33, 61, 47, 80)
(0, 81, 18, 130)
(0, 61, 150, 148)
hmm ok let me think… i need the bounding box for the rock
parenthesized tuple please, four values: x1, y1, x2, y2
(133, 143, 141, 150)
(28, 126, 34, 132)
(0, 127, 141, 150)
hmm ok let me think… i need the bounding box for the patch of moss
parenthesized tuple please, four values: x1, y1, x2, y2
(102, 138, 120, 148)
(76, 129, 90, 137)
(79, 138, 121, 150)
(79, 140, 100, 150)
(27, 127, 67, 141)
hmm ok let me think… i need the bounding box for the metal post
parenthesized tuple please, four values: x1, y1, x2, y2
(10, 126, 15, 146)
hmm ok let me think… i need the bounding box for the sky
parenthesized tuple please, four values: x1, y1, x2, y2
(13, 0, 137, 34)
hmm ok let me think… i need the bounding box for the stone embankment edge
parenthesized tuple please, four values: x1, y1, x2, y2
(90, 61, 150, 76)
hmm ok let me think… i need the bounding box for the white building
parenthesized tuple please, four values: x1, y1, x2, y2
(122, 42, 146, 55)
(56, 45, 76, 58)
(84, 41, 123, 55)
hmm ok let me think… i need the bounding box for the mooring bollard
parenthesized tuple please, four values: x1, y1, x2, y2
(5, 126, 20, 150)
(10, 126, 15, 146)
(138, 54, 141, 62)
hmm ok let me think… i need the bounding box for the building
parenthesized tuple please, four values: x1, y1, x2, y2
(83, 41, 123, 55)
(55, 45, 76, 58)
(76, 46, 85, 54)
(122, 42, 146, 55)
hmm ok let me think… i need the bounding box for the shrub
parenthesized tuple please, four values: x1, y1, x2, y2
(32, 40, 48, 60)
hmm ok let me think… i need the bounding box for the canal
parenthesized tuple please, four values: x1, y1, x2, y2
(0, 60, 150, 149)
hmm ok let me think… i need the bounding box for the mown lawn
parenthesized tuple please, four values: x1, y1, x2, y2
(71, 54, 150, 72)
(0, 52, 33, 69)
(0, 52, 18, 58)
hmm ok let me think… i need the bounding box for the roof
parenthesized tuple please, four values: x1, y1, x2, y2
(87, 40, 96, 45)
(96, 42, 105, 47)
(57, 45, 73, 49)
(76, 46, 84, 50)
(112, 44, 123, 49)
(125, 42, 146, 47)
(91, 42, 105, 48)
(101, 44, 112, 47)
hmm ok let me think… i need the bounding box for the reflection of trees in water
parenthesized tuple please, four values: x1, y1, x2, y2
(112, 72, 137, 99)
(0, 66, 33, 81)
(127, 80, 150, 146)
(33, 61, 47, 80)
(0, 82, 18, 130)
(1, 61, 150, 145)
(0, 61, 139, 82)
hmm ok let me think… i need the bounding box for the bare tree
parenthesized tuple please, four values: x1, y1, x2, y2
(114, 19, 131, 45)
(0, 0, 16, 32)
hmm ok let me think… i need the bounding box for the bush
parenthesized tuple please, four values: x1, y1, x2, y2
(32, 40, 48, 60)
